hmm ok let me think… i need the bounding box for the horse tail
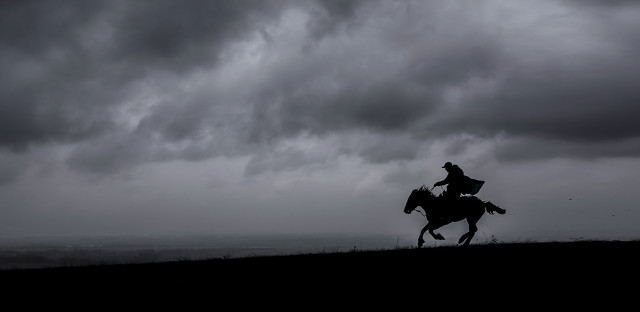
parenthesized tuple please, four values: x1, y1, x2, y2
(484, 201, 506, 215)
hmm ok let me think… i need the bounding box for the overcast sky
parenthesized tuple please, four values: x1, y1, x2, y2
(1, 0, 639, 244)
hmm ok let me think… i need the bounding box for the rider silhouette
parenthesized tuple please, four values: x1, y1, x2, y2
(434, 162, 465, 200)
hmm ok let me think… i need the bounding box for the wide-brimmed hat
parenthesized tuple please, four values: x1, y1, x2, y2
(442, 162, 453, 169)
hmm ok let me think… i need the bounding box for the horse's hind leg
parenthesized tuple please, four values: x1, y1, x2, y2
(458, 218, 479, 246)
(429, 227, 445, 241)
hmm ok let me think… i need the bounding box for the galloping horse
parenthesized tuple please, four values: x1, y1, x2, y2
(403, 185, 506, 246)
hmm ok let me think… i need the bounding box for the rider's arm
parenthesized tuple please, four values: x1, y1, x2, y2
(434, 175, 450, 187)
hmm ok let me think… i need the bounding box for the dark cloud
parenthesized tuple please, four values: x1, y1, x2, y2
(306, 0, 366, 40)
(2, 0, 640, 240)
(249, 77, 439, 144)
(496, 137, 640, 162)
(0, 1, 117, 150)
(562, 0, 640, 8)
(0, 0, 377, 174)
(107, 0, 285, 74)
(432, 19, 640, 149)
(0, 1, 106, 57)
(0, 0, 285, 152)
(246, 1, 506, 146)
(2, 0, 640, 179)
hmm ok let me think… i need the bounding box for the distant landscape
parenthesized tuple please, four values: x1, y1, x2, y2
(2, 234, 638, 271)
(0, 234, 420, 270)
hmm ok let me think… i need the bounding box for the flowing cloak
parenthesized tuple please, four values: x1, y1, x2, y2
(462, 177, 484, 195)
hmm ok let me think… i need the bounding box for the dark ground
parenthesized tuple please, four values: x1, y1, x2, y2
(1, 240, 637, 307)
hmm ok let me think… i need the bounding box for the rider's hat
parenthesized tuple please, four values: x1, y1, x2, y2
(442, 162, 453, 169)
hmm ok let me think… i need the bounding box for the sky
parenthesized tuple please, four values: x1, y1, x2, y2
(1, 0, 639, 244)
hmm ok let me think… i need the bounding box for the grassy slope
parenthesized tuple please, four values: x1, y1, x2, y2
(1, 240, 638, 305)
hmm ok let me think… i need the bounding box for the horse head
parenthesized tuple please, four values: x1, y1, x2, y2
(403, 185, 433, 214)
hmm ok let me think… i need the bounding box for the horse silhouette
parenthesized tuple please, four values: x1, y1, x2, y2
(403, 185, 506, 246)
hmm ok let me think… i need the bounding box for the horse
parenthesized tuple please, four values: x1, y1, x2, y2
(403, 185, 506, 246)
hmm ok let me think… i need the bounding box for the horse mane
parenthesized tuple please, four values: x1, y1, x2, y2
(415, 184, 436, 198)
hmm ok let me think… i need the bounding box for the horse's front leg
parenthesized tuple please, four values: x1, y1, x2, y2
(418, 224, 429, 247)
(418, 222, 445, 247)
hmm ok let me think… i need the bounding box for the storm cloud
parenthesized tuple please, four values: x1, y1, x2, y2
(3, 0, 639, 176)
(1, 0, 640, 240)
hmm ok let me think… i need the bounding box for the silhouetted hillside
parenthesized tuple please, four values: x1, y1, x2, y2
(2, 240, 638, 304)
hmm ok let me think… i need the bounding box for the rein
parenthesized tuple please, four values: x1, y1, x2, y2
(413, 208, 427, 219)
(410, 185, 435, 219)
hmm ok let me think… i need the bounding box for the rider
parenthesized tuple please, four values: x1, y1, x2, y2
(434, 162, 465, 200)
